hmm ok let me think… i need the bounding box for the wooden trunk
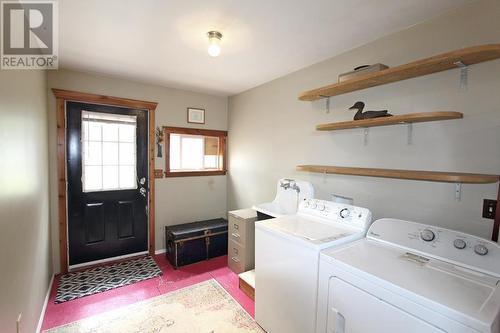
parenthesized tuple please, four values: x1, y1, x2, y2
(165, 218, 228, 268)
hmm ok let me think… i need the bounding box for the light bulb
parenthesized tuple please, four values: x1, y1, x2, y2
(208, 40, 220, 57)
(207, 31, 222, 57)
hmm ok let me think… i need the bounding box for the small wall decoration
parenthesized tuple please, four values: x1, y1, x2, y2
(155, 126, 164, 158)
(187, 107, 205, 124)
(154, 169, 164, 179)
(349, 101, 393, 120)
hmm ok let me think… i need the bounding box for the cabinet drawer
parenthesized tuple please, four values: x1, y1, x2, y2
(229, 216, 247, 246)
(228, 241, 245, 274)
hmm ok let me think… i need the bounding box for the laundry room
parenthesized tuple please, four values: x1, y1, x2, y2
(1, 0, 499, 332)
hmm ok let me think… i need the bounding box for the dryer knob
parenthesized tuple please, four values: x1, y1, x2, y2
(474, 244, 488, 256)
(317, 204, 325, 211)
(420, 229, 435, 242)
(310, 202, 317, 209)
(453, 239, 466, 250)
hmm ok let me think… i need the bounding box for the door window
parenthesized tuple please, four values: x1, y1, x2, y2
(81, 111, 137, 192)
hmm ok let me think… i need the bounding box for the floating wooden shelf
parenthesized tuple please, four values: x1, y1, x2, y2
(299, 44, 500, 101)
(296, 165, 499, 184)
(316, 111, 463, 131)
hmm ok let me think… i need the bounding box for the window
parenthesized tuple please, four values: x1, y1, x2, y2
(82, 111, 137, 192)
(164, 127, 227, 177)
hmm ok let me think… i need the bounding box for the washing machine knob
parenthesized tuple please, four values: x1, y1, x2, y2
(317, 203, 325, 211)
(339, 208, 350, 218)
(453, 239, 466, 250)
(474, 244, 488, 256)
(310, 202, 317, 209)
(420, 229, 435, 242)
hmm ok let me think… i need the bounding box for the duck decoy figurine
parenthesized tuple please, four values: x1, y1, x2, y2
(349, 101, 392, 120)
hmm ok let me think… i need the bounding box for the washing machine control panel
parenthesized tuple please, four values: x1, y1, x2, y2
(367, 218, 500, 277)
(299, 199, 372, 232)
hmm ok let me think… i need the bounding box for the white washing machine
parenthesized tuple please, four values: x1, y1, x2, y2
(316, 218, 500, 333)
(255, 199, 372, 333)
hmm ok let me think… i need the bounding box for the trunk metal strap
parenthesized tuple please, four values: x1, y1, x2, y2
(173, 230, 227, 243)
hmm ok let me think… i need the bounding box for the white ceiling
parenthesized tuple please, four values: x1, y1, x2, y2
(59, 0, 471, 96)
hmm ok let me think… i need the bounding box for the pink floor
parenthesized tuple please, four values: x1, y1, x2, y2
(41, 254, 254, 331)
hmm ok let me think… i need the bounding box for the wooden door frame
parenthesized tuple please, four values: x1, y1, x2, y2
(52, 89, 158, 273)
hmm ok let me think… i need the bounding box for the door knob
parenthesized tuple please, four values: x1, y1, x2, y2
(139, 177, 146, 185)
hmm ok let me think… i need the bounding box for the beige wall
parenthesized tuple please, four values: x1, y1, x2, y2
(0, 71, 52, 332)
(47, 69, 228, 273)
(228, 0, 500, 239)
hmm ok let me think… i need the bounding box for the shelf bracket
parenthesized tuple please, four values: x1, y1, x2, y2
(363, 128, 369, 146)
(407, 123, 413, 145)
(320, 95, 330, 114)
(454, 61, 468, 90)
(455, 183, 462, 202)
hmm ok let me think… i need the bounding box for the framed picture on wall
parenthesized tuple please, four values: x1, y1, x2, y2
(187, 107, 205, 124)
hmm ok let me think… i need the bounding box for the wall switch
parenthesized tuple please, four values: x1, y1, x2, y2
(483, 199, 497, 219)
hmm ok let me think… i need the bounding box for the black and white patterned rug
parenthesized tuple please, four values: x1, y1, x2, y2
(55, 256, 162, 304)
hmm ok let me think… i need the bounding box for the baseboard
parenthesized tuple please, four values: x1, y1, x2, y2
(36, 273, 54, 333)
(154, 248, 166, 255)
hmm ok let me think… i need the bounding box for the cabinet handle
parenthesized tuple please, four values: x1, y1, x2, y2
(231, 232, 240, 239)
(231, 257, 240, 263)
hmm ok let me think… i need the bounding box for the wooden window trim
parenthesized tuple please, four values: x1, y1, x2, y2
(52, 88, 158, 273)
(163, 126, 227, 177)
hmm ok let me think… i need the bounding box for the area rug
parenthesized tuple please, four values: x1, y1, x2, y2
(45, 279, 264, 333)
(55, 256, 162, 303)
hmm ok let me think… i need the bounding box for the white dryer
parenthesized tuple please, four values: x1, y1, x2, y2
(316, 218, 500, 333)
(255, 199, 372, 333)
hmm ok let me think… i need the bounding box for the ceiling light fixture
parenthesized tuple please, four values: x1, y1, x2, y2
(207, 31, 222, 57)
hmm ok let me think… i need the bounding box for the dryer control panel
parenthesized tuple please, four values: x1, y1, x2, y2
(367, 218, 500, 277)
(298, 199, 372, 232)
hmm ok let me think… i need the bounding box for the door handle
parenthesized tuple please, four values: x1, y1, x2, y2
(231, 232, 240, 239)
(231, 257, 240, 263)
(329, 307, 345, 333)
(139, 187, 147, 197)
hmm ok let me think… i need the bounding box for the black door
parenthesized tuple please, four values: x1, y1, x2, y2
(67, 101, 149, 266)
